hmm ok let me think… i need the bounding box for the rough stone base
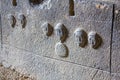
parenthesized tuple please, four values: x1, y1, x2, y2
(0, 64, 35, 80)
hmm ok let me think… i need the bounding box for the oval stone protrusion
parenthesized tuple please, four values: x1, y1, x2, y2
(55, 23, 67, 42)
(74, 28, 87, 47)
(8, 14, 16, 28)
(88, 31, 102, 49)
(18, 14, 27, 28)
(88, 31, 97, 49)
(41, 22, 53, 36)
(55, 42, 68, 57)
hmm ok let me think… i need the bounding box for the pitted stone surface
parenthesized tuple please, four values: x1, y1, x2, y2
(0, 65, 35, 80)
(1, 45, 111, 80)
(1, 0, 113, 71)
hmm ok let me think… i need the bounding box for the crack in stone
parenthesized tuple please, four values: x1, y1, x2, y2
(91, 70, 98, 80)
(110, 4, 115, 74)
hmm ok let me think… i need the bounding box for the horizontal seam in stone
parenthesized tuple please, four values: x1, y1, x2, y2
(2, 43, 111, 73)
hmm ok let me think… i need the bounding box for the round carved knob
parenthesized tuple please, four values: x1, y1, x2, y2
(55, 42, 68, 57)
(8, 14, 16, 28)
(41, 22, 53, 36)
(55, 23, 67, 42)
(18, 14, 26, 28)
(74, 28, 87, 47)
(88, 31, 97, 49)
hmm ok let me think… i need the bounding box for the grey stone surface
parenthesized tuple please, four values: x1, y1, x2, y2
(0, 2, 2, 60)
(1, 0, 113, 71)
(111, 4, 120, 74)
(74, 0, 113, 21)
(0, 15, 1, 47)
(111, 73, 120, 80)
(0, 0, 1, 47)
(85, 0, 120, 79)
(1, 0, 120, 79)
(1, 44, 111, 80)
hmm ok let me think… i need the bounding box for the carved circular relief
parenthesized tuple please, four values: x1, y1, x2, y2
(74, 28, 87, 47)
(55, 42, 68, 57)
(55, 23, 68, 42)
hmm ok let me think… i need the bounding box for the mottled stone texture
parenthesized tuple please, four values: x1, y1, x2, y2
(0, 65, 35, 80)
(0, 0, 120, 80)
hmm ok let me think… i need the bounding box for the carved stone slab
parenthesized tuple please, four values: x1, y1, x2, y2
(1, 0, 113, 72)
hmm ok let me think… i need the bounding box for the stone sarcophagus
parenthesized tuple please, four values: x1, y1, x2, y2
(0, 0, 120, 80)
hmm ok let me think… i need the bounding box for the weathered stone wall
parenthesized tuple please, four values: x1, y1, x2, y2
(0, 0, 120, 80)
